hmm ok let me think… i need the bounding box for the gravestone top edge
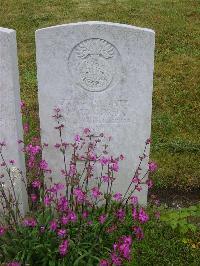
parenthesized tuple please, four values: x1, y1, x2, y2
(0, 27, 15, 34)
(35, 21, 155, 35)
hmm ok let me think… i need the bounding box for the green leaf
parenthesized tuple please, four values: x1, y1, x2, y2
(73, 252, 90, 265)
(49, 261, 56, 266)
(187, 224, 197, 232)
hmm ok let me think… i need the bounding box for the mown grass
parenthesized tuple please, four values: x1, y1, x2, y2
(127, 219, 200, 266)
(0, 0, 199, 191)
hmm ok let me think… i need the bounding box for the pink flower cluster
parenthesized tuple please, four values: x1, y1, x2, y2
(99, 156, 120, 173)
(23, 218, 37, 227)
(25, 144, 41, 169)
(148, 161, 158, 172)
(32, 179, 42, 189)
(59, 239, 69, 256)
(133, 226, 144, 240)
(7, 262, 21, 266)
(0, 226, 6, 236)
(100, 236, 132, 266)
(73, 187, 86, 203)
(132, 208, 149, 223)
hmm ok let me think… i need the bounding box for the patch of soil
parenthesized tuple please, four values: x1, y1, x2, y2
(148, 188, 200, 208)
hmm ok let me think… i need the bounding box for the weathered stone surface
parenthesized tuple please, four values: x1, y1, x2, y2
(36, 22, 155, 205)
(0, 27, 28, 215)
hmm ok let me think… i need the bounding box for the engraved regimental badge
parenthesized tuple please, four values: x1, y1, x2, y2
(68, 38, 121, 92)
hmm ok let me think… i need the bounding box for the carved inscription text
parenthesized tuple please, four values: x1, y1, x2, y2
(60, 98, 131, 124)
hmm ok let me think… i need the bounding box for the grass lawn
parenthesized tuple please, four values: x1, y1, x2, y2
(0, 0, 199, 191)
(127, 219, 200, 266)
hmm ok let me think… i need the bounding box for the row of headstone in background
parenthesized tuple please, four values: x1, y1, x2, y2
(0, 28, 28, 215)
(0, 22, 155, 213)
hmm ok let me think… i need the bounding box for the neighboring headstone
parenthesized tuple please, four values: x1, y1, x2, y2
(0, 27, 28, 216)
(36, 22, 155, 205)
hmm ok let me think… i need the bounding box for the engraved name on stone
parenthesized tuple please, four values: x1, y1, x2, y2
(68, 38, 122, 92)
(59, 98, 131, 124)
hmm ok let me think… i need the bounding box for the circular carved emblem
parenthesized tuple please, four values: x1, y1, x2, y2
(68, 38, 121, 92)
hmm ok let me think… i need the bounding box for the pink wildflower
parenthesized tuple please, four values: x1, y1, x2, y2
(113, 193, 122, 202)
(138, 208, 149, 223)
(43, 142, 48, 147)
(61, 169, 67, 177)
(55, 183, 65, 192)
(57, 196, 68, 211)
(130, 195, 138, 205)
(146, 138, 151, 144)
(23, 123, 29, 134)
(23, 218, 37, 227)
(62, 142, 68, 148)
(133, 226, 144, 240)
(111, 253, 122, 266)
(0, 226, 6, 236)
(132, 176, 140, 183)
(102, 175, 110, 183)
(113, 236, 132, 261)
(98, 214, 107, 224)
(57, 229, 66, 238)
(83, 128, 90, 134)
(99, 156, 110, 166)
(31, 194, 37, 202)
(120, 245, 131, 260)
(20, 100, 25, 109)
(32, 179, 41, 189)
(148, 161, 158, 172)
(61, 215, 69, 225)
(82, 211, 89, 219)
(59, 239, 69, 256)
(74, 134, 81, 142)
(91, 187, 102, 198)
(9, 160, 15, 165)
(68, 211, 77, 222)
(69, 164, 77, 177)
(119, 154, 124, 160)
(146, 179, 153, 188)
(7, 262, 21, 266)
(44, 195, 52, 206)
(74, 187, 85, 203)
(111, 162, 119, 172)
(99, 259, 110, 266)
(116, 209, 125, 221)
(28, 158, 35, 169)
(26, 144, 41, 155)
(49, 183, 65, 193)
(39, 159, 49, 171)
(122, 235, 132, 246)
(135, 185, 142, 192)
(54, 143, 61, 148)
(87, 221, 93, 225)
(132, 208, 138, 220)
(49, 220, 57, 231)
(88, 152, 97, 161)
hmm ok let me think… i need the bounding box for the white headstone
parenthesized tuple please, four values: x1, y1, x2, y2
(36, 22, 155, 205)
(0, 27, 28, 216)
